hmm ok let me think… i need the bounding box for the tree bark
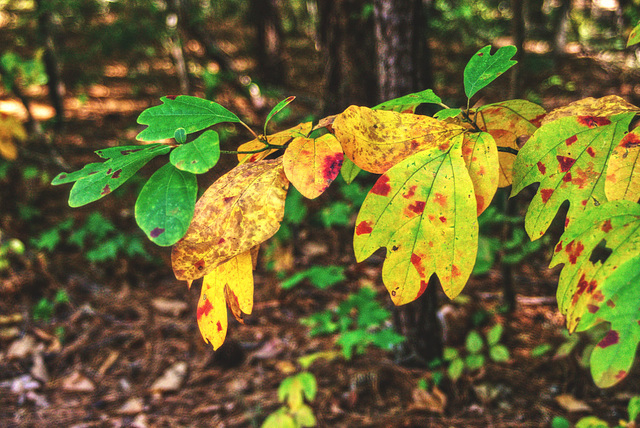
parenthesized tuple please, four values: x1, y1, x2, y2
(510, 0, 525, 99)
(250, 0, 286, 85)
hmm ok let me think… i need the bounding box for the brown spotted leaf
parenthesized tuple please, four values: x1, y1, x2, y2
(511, 112, 635, 240)
(172, 158, 288, 281)
(605, 128, 640, 202)
(237, 122, 312, 164)
(475, 100, 546, 187)
(549, 201, 640, 387)
(333, 105, 464, 174)
(283, 133, 344, 199)
(354, 134, 478, 303)
(541, 95, 639, 126)
(461, 132, 499, 215)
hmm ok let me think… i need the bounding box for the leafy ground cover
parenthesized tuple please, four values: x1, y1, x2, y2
(1, 27, 640, 427)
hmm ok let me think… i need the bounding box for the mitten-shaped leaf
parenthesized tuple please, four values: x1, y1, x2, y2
(550, 201, 640, 387)
(373, 89, 442, 114)
(170, 130, 220, 174)
(283, 133, 344, 199)
(137, 95, 240, 141)
(135, 163, 197, 246)
(237, 122, 312, 164)
(333, 105, 463, 174)
(354, 135, 478, 303)
(512, 112, 635, 240)
(475, 100, 545, 187)
(56, 144, 171, 207)
(541, 96, 639, 125)
(172, 158, 288, 281)
(464, 45, 517, 100)
(461, 132, 499, 215)
(605, 128, 640, 202)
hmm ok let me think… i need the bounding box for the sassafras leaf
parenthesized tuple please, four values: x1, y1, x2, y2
(605, 128, 640, 202)
(541, 95, 639, 126)
(373, 89, 442, 114)
(464, 45, 517, 100)
(169, 130, 220, 174)
(461, 132, 499, 215)
(354, 135, 478, 303)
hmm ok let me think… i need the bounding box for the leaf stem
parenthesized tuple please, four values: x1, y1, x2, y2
(238, 120, 259, 139)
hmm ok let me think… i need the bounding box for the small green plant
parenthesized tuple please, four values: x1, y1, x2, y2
(552, 395, 640, 428)
(0, 233, 25, 271)
(281, 265, 345, 290)
(301, 287, 405, 359)
(262, 371, 317, 428)
(33, 289, 70, 322)
(443, 323, 510, 381)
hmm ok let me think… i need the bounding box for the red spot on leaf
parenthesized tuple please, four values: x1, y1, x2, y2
(217, 238, 226, 244)
(565, 135, 578, 146)
(194, 259, 205, 271)
(556, 156, 575, 172)
(620, 133, 640, 148)
(410, 139, 419, 150)
(531, 114, 545, 127)
(565, 218, 570, 228)
(563, 172, 572, 182)
(587, 304, 599, 313)
(411, 253, 426, 277)
(101, 184, 111, 195)
(121, 148, 143, 155)
(371, 175, 391, 196)
(323, 153, 344, 182)
(615, 370, 627, 380)
(540, 188, 554, 203)
(602, 219, 612, 232)
(439, 216, 446, 223)
(452, 264, 461, 277)
(416, 280, 428, 299)
(216, 321, 223, 332)
(438, 142, 450, 151)
(477, 52, 484, 56)
(555, 242, 563, 253)
(223, 196, 234, 203)
(197, 298, 213, 320)
(150, 227, 165, 238)
(403, 185, 417, 199)
(408, 201, 426, 215)
(592, 290, 605, 302)
(166, 95, 178, 100)
(577, 116, 611, 128)
(476, 195, 485, 214)
(581, 199, 588, 206)
(107, 168, 112, 174)
(606, 299, 615, 308)
(434, 193, 447, 207)
(111, 169, 122, 179)
(355, 221, 373, 235)
(597, 330, 619, 348)
(586, 147, 596, 157)
(537, 161, 546, 174)
(566, 240, 585, 264)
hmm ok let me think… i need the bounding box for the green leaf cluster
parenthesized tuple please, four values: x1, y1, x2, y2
(444, 324, 510, 381)
(262, 372, 317, 428)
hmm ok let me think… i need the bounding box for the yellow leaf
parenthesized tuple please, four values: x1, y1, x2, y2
(172, 158, 289, 281)
(333, 106, 463, 174)
(283, 133, 344, 199)
(0, 113, 26, 161)
(461, 132, 499, 215)
(237, 122, 312, 163)
(605, 129, 640, 202)
(197, 251, 254, 349)
(542, 95, 640, 126)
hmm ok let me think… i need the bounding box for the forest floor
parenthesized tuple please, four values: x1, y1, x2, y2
(1, 23, 640, 427)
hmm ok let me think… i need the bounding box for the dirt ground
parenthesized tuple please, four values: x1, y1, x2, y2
(1, 24, 640, 427)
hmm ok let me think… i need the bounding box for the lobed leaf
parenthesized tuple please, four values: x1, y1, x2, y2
(137, 95, 240, 141)
(373, 89, 442, 114)
(134, 163, 197, 246)
(550, 201, 640, 387)
(463, 45, 517, 100)
(354, 135, 478, 303)
(475, 100, 546, 187)
(461, 132, 499, 215)
(172, 158, 288, 281)
(283, 133, 344, 199)
(333, 105, 464, 174)
(65, 144, 170, 207)
(541, 95, 639, 126)
(196, 251, 253, 350)
(170, 130, 220, 174)
(512, 112, 635, 240)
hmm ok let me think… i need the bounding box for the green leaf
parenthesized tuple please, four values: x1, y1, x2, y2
(67, 144, 170, 207)
(489, 344, 510, 362)
(443, 346, 459, 361)
(550, 200, 640, 387)
(627, 21, 640, 47)
(292, 404, 316, 427)
(296, 372, 317, 402)
(487, 324, 504, 346)
(465, 330, 484, 354)
(353, 135, 478, 303)
(373, 89, 442, 113)
(434, 108, 462, 120)
(465, 353, 485, 370)
(512, 112, 635, 240)
(174, 127, 187, 144)
(169, 130, 220, 174)
(531, 343, 552, 357)
(264, 96, 296, 135)
(52, 163, 104, 185)
(551, 416, 571, 428)
(575, 416, 609, 428)
(448, 358, 464, 381)
(135, 163, 197, 246)
(281, 265, 345, 290)
(340, 156, 361, 185)
(337, 330, 371, 360)
(628, 395, 640, 422)
(464, 45, 517, 100)
(370, 328, 405, 350)
(261, 408, 296, 428)
(136, 95, 240, 141)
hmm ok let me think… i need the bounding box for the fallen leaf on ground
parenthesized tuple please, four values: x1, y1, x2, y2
(555, 393, 592, 412)
(61, 371, 95, 392)
(151, 298, 189, 316)
(410, 386, 447, 413)
(149, 361, 188, 392)
(118, 397, 145, 415)
(7, 335, 38, 360)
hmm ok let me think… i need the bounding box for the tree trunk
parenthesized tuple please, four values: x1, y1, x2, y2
(250, 0, 286, 85)
(373, 0, 441, 364)
(552, 0, 572, 59)
(510, 0, 525, 99)
(318, 0, 377, 115)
